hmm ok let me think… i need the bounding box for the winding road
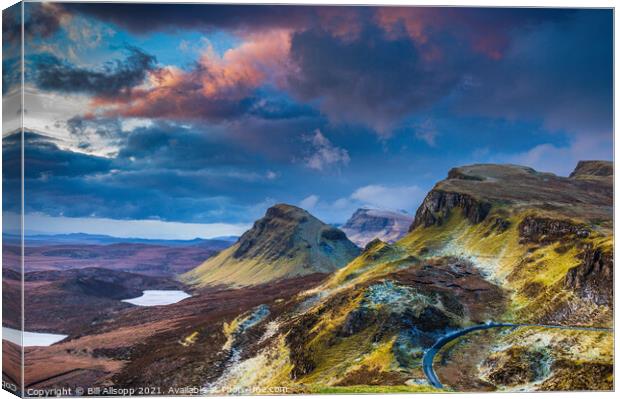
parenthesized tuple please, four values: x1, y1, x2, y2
(422, 322, 613, 389)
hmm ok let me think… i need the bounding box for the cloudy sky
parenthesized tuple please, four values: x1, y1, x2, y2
(2, 3, 613, 238)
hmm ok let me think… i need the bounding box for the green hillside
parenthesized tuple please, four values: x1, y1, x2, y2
(182, 204, 360, 287)
(201, 162, 613, 392)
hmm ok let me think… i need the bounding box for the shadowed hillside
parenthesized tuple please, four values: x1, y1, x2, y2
(181, 161, 612, 393)
(17, 162, 613, 394)
(183, 204, 360, 287)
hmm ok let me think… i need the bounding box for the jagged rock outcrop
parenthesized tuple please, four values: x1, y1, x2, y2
(410, 190, 491, 231)
(564, 247, 613, 306)
(409, 163, 612, 232)
(183, 204, 360, 287)
(406, 161, 612, 325)
(341, 208, 413, 247)
(569, 160, 613, 178)
(482, 346, 550, 386)
(518, 216, 590, 244)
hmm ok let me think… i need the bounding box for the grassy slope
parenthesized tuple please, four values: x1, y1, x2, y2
(182, 205, 360, 288)
(203, 193, 612, 392)
(181, 244, 313, 287)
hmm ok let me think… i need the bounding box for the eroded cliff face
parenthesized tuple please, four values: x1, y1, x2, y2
(569, 160, 613, 178)
(518, 216, 590, 244)
(410, 190, 491, 231)
(411, 163, 612, 227)
(564, 247, 613, 306)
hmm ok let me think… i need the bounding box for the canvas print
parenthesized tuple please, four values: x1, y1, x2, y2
(2, 2, 614, 396)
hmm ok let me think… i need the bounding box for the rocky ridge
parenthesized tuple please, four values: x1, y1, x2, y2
(411, 163, 612, 231)
(569, 160, 613, 178)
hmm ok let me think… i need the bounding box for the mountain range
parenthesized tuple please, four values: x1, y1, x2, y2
(6, 161, 613, 393)
(176, 160, 613, 391)
(4, 233, 237, 247)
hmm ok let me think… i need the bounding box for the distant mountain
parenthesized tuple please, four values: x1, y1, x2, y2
(4, 232, 237, 249)
(183, 204, 360, 287)
(341, 208, 414, 247)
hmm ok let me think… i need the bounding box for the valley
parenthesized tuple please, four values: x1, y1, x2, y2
(2, 161, 613, 394)
(3, 240, 227, 276)
(3, 267, 188, 335)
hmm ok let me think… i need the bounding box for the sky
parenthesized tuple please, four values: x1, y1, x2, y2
(1, 3, 613, 238)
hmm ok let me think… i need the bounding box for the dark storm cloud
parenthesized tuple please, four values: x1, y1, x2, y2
(61, 3, 316, 34)
(23, 169, 261, 224)
(284, 8, 610, 136)
(373, 7, 575, 59)
(3, 2, 68, 43)
(3, 3, 23, 94)
(286, 25, 465, 133)
(12, 5, 612, 227)
(116, 123, 251, 169)
(67, 116, 124, 142)
(24, 2, 67, 39)
(455, 10, 613, 136)
(224, 114, 329, 162)
(1, 132, 112, 181)
(63, 114, 324, 170)
(20, 155, 276, 223)
(10, 126, 283, 223)
(1, 4, 21, 44)
(32, 47, 156, 97)
(47, 4, 608, 138)
(63, 117, 262, 169)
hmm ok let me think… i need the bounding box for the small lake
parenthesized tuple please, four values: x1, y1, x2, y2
(121, 290, 191, 306)
(2, 326, 67, 347)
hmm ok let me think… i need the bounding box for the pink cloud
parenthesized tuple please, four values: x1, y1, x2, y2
(374, 7, 514, 60)
(90, 30, 292, 121)
(316, 7, 365, 42)
(199, 30, 291, 97)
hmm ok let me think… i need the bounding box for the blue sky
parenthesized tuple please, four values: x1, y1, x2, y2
(1, 3, 613, 238)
